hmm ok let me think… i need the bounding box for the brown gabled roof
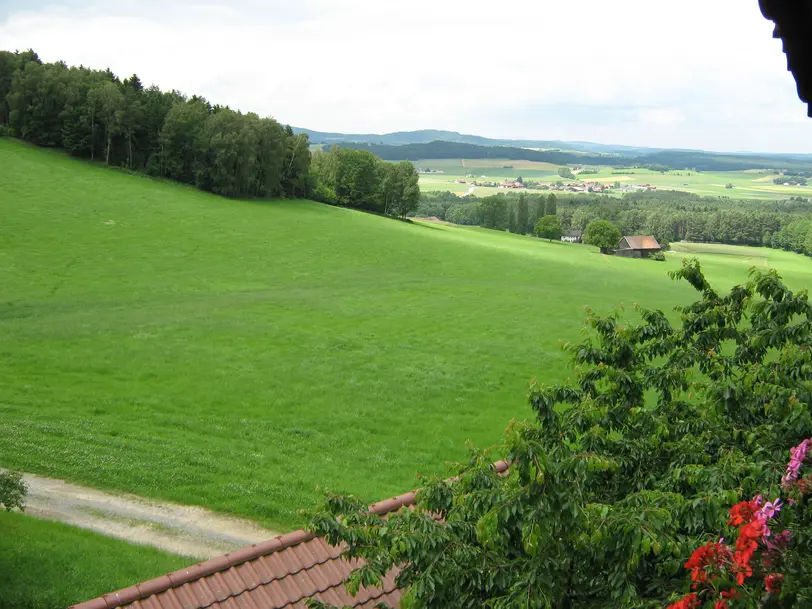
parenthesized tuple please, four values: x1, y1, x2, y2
(619, 235, 661, 251)
(71, 461, 510, 609)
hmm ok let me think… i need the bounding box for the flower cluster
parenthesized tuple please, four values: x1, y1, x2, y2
(667, 592, 700, 609)
(781, 438, 810, 489)
(666, 439, 812, 609)
(730, 495, 780, 585)
(684, 542, 731, 584)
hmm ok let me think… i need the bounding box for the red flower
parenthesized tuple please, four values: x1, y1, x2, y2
(684, 542, 731, 583)
(714, 602, 728, 609)
(729, 499, 759, 526)
(720, 589, 740, 600)
(732, 518, 765, 583)
(765, 572, 784, 595)
(667, 593, 701, 609)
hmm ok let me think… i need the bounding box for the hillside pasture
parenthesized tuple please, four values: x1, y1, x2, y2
(0, 511, 187, 609)
(1, 139, 811, 532)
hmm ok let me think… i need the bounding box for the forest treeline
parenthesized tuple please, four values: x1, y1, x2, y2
(0, 49, 421, 216)
(310, 146, 419, 217)
(417, 189, 812, 255)
(338, 141, 812, 172)
(0, 49, 311, 198)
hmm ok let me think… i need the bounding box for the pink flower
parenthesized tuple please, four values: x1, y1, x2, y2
(756, 498, 782, 542)
(782, 439, 810, 489)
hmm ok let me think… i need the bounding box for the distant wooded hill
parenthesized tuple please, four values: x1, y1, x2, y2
(293, 128, 663, 155)
(295, 128, 812, 172)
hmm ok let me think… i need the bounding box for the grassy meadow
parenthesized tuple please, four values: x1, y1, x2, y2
(416, 158, 809, 200)
(0, 511, 187, 609)
(1, 138, 811, 531)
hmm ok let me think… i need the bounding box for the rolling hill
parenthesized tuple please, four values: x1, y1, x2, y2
(2, 137, 810, 533)
(298, 129, 812, 171)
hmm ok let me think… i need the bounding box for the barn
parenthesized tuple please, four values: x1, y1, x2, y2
(615, 235, 662, 258)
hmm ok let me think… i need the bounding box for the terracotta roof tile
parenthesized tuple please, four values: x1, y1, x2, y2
(70, 460, 509, 609)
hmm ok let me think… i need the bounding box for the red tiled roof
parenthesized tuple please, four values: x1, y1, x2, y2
(71, 461, 510, 609)
(619, 235, 661, 251)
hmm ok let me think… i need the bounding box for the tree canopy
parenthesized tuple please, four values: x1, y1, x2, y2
(534, 215, 562, 241)
(0, 49, 310, 199)
(309, 260, 812, 609)
(584, 219, 622, 253)
(309, 147, 420, 217)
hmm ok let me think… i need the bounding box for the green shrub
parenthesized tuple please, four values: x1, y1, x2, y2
(651, 250, 666, 261)
(0, 471, 26, 511)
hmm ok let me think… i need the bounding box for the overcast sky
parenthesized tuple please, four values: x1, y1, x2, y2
(2, 0, 811, 153)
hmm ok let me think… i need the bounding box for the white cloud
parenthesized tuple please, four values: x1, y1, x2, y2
(1, 0, 811, 152)
(638, 108, 686, 128)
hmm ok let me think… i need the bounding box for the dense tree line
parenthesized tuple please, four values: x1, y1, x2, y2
(775, 176, 808, 185)
(0, 49, 310, 198)
(336, 141, 812, 172)
(309, 146, 419, 217)
(416, 190, 812, 250)
(339, 141, 620, 167)
(767, 217, 812, 256)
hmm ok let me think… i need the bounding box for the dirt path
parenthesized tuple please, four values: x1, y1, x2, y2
(21, 473, 279, 559)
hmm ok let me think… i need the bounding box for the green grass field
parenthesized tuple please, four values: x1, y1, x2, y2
(416, 158, 809, 200)
(0, 511, 187, 609)
(1, 139, 811, 532)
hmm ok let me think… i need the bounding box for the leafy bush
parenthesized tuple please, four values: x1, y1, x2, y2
(651, 250, 666, 261)
(0, 471, 27, 511)
(309, 260, 812, 609)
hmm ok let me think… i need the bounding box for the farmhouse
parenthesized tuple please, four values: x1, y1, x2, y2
(500, 180, 525, 189)
(71, 464, 509, 609)
(561, 230, 582, 243)
(615, 235, 662, 258)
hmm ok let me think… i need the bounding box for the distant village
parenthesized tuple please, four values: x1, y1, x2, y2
(450, 175, 659, 194)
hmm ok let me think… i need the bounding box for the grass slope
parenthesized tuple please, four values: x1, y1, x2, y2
(1, 139, 810, 529)
(0, 511, 188, 609)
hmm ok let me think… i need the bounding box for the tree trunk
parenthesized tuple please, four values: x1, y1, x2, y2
(106, 132, 111, 165)
(90, 106, 95, 161)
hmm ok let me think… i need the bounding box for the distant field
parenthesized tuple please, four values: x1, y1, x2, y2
(460, 159, 560, 171)
(416, 158, 807, 200)
(0, 511, 187, 609)
(1, 139, 810, 535)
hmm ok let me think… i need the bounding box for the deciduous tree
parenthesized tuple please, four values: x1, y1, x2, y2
(584, 219, 621, 253)
(534, 214, 562, 241)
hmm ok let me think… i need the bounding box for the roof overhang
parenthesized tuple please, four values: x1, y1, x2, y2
(760, 0, 812, 117)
